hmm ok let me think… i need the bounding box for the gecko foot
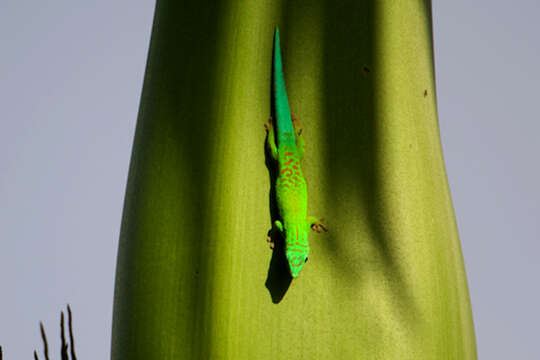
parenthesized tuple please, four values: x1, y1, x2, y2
(309, 217, 328, 233)
(267, 235, 275, 249)
(291, 114, 303, 135)
(264, 116, 274, 132)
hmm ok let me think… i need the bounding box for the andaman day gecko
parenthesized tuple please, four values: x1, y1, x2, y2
(265, 28, 327, 278)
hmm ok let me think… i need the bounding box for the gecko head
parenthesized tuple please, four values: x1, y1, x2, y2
(284, 229, 310, 278)
(286, 251, 309, 278)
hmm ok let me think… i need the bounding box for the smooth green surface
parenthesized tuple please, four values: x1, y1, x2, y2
(112, 0, 477, 359)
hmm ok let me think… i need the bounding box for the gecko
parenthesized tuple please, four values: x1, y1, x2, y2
(265, 28, 327, 278)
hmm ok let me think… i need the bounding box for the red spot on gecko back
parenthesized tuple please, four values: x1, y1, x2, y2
(284, 152, 293, 158)
(281, 168, 292, 176)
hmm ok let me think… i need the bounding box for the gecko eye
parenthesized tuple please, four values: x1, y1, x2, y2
(304, 257, 308, 263)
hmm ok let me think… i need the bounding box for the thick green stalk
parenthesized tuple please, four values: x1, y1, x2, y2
(111, 0, 477, 359)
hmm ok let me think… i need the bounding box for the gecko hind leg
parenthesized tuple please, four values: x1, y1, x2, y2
(291, 114, 305, 159)
(291, 114, 303, 136)
(265, 117, 278, 160)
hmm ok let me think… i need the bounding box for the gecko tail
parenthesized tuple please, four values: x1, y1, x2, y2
(273, 28, 295, 147)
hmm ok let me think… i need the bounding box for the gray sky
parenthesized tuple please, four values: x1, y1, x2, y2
(1, 1, 539, 359)
(0, 1, 155, 358)
(435, 1, 540, 358)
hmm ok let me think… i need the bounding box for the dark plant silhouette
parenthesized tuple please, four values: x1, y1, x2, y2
(33, 305, 77, 360)
(0, 305, 77, 359)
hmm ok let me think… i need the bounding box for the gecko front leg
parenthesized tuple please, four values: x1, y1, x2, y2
(308, 216, 328, 233)
(266, 220, 284, 249)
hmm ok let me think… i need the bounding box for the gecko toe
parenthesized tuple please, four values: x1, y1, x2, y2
(267, 235, 275, 249)
(310, 217, 328, 233)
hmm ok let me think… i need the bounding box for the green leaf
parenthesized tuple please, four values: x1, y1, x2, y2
(112, 1, 477, 358)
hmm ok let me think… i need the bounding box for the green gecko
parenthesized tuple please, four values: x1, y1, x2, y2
(265, 28, 327, 278)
